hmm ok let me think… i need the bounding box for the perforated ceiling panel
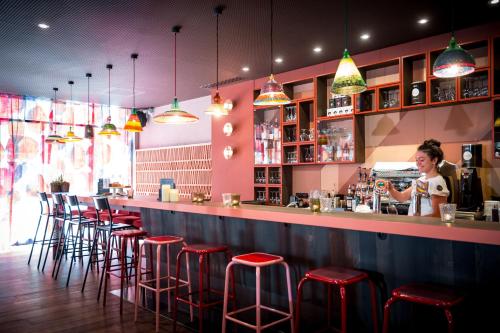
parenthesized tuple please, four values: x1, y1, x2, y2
(0, 0, 498, 108)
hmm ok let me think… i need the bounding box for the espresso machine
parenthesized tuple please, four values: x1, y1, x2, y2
(459, 144, 483, 211)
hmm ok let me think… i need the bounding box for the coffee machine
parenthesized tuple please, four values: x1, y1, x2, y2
(459, 144, 483, 211)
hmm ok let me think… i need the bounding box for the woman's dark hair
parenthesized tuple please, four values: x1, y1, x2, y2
(418, 139, 444, 165)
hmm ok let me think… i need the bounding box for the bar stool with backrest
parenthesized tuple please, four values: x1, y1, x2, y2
(295, 266, 379, 333)
(28, 192, 55, 269)
(81, 197, 136, 294)
(173, 243, 235, 333)
(41, 192, 66, 272)
(382, 283, 464, 333)
(134, 235, 194, 332)
(222, 252, 295, 333)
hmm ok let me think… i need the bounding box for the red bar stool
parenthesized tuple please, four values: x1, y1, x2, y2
(134, 235, 193, 332)
(102, 228, 148, 313)
(382, 283, 464, 333)
(28, 192, 55, 269)
(222, 252, 294, 333)
(173, 243, 234, 333)
(295, 266, 379, 333)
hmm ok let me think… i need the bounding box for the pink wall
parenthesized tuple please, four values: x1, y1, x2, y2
(211, 22, 500, 201)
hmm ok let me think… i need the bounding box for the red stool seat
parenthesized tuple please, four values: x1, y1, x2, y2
(391, 283, 464, 307)
(182, 243, 228, 254)
(114, 215, 141, 225)
(383, 283, 464, 333)
(232, 252, 283, 266)
(145, 235, 183, 244)
(111, 229, 148, 238)
(82, 210, 97, 219)
(132, 219, 142, 229)
(306, 266, 369, 285)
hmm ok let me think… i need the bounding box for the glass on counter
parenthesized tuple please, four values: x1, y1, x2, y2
(316, 118, 355, 163)
(254, 107, 281, 165)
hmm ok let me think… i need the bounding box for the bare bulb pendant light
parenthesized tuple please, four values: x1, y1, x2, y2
(432, 0, 475, 78)
(45, 87, 64, 143)
(98, 64, 120, 136)
(205, 6, 228, 117)
(253, 0, 291, 106)
(153, 26, 199, 124)
(60, 80, 83, 142)
(84, 73, 94, 139)
(331, 0, 367, 95)
(124, 53, 143, 132)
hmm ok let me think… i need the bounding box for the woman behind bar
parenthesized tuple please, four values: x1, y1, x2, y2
(387, 139, 449, 217)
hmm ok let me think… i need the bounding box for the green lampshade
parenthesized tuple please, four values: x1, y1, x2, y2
(45, 133, 64, 144)
(153, 97, 199, 124)
(98, 116, 120, 136)
(253, 74, 291, 106)
(433, 36, 476, 78)
(331, 49, 367, 95)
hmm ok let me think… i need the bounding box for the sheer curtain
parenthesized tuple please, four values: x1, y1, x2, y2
(0, 93, 134, 251)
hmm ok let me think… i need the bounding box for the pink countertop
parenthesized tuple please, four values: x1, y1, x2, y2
(79, 195, 500, 246)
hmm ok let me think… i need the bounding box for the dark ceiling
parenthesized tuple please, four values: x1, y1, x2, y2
(0, 0, 499, 108)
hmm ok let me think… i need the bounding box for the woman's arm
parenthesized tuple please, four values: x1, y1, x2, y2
(387, 182, 412, 202)
(429, 195, 448, 218)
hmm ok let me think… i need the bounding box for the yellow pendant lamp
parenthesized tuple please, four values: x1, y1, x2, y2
(124, 53, 143, 132)
(253, 0, 291, 106)
(99, 64, 120, 136)
(331, 0, 367, 95)
(45, 87, 64, 143)
(205, 6, 229, 117)
(59, 80, 83, 143)
(153, 26, 199, 124)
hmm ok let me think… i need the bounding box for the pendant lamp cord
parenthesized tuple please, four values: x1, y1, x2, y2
(174, 31, 177, 98)
(53, 88, 58, 132)
(216, 10, 219, 91)
(451, 0, 455, 37)
(108, 66, 111, 117)
(87, 74, 90, 124)
(344, 0, 348, 50)
(270, 0, 274, 75)
(133, 56, 136, 108)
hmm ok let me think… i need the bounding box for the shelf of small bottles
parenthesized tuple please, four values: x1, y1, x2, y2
(316, 117, 357, 163)
(254, 106, 281, 165)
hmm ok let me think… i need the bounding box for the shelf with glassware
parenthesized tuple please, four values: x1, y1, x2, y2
(493, 98, 500, 159)
(253, 166, 292, 205)
(253, 105, 281, 165)
(493, 36, 500, 97)
(316, 116, 365, 164)
(427, 39, 490, 106)
(401, 53, 428, 109)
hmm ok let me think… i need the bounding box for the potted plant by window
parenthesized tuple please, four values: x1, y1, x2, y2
(50, 175, 70, 193)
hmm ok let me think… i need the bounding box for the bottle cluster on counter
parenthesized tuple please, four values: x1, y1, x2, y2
(344, 167, 376, 212)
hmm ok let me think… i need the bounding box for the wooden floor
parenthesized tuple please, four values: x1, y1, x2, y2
(0, 246, 192, 333)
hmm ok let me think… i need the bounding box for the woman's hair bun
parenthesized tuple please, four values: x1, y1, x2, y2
(423, 139, 441, 148)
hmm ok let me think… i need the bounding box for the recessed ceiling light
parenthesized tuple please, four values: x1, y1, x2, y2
(418, 18, 429, 25)
(38, 23, 50, 29)
(242, 66, 250, 72)
(360, 33, 370, 40)
(313, 46, 322, 53)
(275, 57, 283, 63)
(489, 0, 499, 5)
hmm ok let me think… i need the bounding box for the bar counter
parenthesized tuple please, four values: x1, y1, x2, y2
(79, 195, 500, 246)
(79, 195, 500, 332)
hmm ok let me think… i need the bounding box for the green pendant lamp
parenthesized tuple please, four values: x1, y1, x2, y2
(124, 53, 143, 132)
(99, 64, 120, 136)
(432, 1, 475, 78)
(331, 0, 367, 95)
(59, 80, 83, 143)
(45, 87, 64, 143)
(84, 73, 94, 139)
(205, 6, 229, 116)
(153, 26, 199, 124)
(253, 0, 291, 106)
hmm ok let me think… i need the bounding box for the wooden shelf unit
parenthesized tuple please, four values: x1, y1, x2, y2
(252, 165, 292, 205)
(493, 98, 500, 159)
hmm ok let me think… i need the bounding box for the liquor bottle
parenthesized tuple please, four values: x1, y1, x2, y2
(345, 184, 353, 211)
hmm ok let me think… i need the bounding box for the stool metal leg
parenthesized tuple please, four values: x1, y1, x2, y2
(382, 296, 397, 333)
(185, 251, 194, 322)
(282, 261, 295, 333)
(28, 213, 43, 265)
(444, 308, 454, 333)
(256, 266, 261, 333)
(340, 286, 347, 333)
(134, 242, 144, 324)
(368, 279, 379, 333)
(37, 214, 51, 269)
(222, 261, 235, 333)
(295, 277, 308, 333)
(166, 244, 170, 313)
(198, 253, 205, 333)
(156, 244, 162, 332)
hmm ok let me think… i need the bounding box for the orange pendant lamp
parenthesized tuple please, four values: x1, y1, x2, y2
(205, 6, 229, 117)
(45, 87, 64, 143)
(99, 64, 120, 136)
(253, 0, 291, 106)
(124, 53, 143, 132)
(59, 80, 83, 142)
(153, 26, 199, 124)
